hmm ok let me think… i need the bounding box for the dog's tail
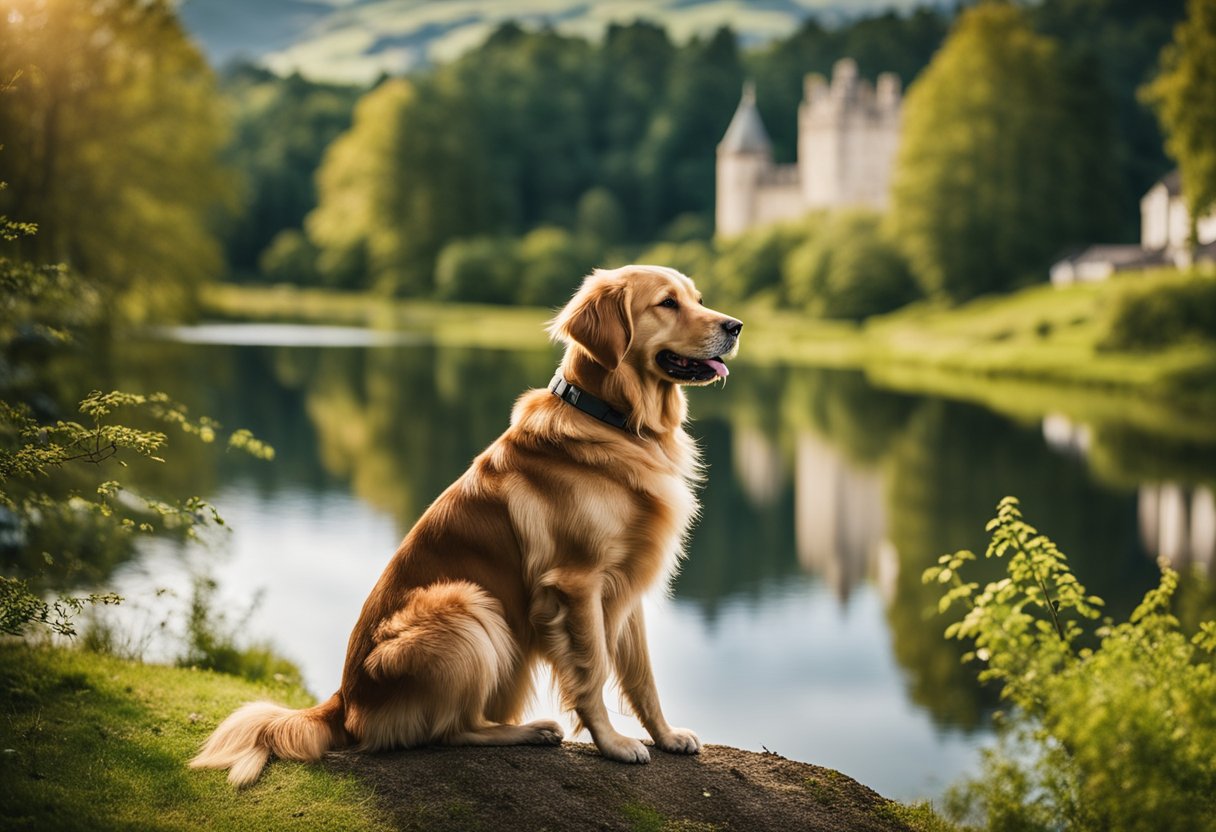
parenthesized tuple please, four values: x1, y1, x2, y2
(189, 692, 346, 787)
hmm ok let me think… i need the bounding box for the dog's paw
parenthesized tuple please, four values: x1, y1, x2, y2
(597, 734, 651, 764)
(655, 727, 701, 755)
(525, 719, 565, 745)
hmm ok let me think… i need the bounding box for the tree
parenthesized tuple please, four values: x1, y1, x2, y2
(1031, 0, 1186, 239)
(218, 65, 363, 279)
(306, 76, 506, 296)
(0, 0, 233, 322)
(1144, 0, 1216, 241)
(891, 4, 1121, 300)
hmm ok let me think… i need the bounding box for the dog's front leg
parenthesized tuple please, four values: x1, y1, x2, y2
(533, 572, 650, 764)
(613, 602, 701, 755)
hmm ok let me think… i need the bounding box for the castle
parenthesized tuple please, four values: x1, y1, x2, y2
(715, 59, 903, 238)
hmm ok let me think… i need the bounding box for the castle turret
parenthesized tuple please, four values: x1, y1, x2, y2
(798, 58, 902, 210)
(716, 82, 773, 237)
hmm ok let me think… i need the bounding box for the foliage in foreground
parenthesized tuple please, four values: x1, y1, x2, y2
(1, 197, 273, 640)
(926, 497, 1216, 832)
(0, 389, 272, 638)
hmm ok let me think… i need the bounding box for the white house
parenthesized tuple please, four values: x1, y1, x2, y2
(1051, 170, 1216, 286)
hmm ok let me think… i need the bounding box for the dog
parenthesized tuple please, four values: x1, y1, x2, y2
(189, 264, 742, 786)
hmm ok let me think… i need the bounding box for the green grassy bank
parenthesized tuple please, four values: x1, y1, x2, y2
(0, 643, 391, 832)
(202, 277, 1216, 412)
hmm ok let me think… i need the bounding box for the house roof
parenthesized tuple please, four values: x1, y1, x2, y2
(718, 82, 771, 155)
(1052, 244, 1164, 271)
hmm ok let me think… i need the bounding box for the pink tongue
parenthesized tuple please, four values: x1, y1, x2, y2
(703, 358, 729, 378)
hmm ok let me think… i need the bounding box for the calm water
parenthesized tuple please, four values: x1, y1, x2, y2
(76, 325, 1215, 801)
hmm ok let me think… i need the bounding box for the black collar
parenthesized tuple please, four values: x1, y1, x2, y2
(549, 372, 629, 430)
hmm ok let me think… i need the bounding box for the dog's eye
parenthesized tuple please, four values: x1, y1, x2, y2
(659, 298, 678, 310)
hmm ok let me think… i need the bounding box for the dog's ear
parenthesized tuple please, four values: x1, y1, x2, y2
(548, 272, 634, 370)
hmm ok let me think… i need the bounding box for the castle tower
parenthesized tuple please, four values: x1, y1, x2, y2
(798, 58, 902, 210)
(716, 82, 773, 237)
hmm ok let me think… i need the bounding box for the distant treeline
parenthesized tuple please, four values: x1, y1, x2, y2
(0, 0, 1191, 320)
(221, 0, 1185, 304)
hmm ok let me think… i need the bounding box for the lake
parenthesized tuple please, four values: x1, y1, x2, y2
(77, 324, 1215, 801)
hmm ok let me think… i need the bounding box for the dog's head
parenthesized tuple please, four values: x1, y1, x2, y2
(550, 265, 742, 388)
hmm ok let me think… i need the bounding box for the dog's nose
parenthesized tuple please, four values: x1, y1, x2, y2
(722, 318, 743, 338)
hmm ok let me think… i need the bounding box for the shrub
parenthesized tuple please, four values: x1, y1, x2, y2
(711, 220, 811, 305)
(258, 229, 320, 284)
(1099, 268, 1216, 351)
(176, 576, 305, 688)
(433, 236, 519, 304)
(516, 226, 593, 307)
(634, 240, 715, 287)
(926, 497, 1216, 831)
(783, 211, 920, 319)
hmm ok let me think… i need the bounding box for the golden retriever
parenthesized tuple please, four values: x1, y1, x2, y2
(190, 264, 742, 786)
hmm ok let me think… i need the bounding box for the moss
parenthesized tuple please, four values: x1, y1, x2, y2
(804, 769, 848, 807)
(621, 801, 720, 832)
(872, 800, 962, 832)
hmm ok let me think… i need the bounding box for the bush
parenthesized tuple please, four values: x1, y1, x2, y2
(634, 240, 715, 287)
(711, 220, 811, 305)
(258, 229, 320, 284)
(515, 226, 593, 307)
(926, 497, 1216, 831)
(176, 576, 305, 688)
(1100, 268, 1216, 351)
(433, 236, 519, 304)
(783, 211, 920, 319)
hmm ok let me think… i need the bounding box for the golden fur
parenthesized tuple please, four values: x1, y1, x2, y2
(190, 264, 742, 786)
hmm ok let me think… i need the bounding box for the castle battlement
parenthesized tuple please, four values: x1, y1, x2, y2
(716, 58, 904, 237)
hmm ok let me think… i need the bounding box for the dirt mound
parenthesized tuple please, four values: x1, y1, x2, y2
(325, 742, 914, 831)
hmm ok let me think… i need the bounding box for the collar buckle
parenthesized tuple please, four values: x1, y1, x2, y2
(549, 373, 628, 430)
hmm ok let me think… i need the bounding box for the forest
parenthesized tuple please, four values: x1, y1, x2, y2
(0, 0, 1196, 319)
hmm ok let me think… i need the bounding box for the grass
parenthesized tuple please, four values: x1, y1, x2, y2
(872, 800, 962, 832)
(201, 283, 552, 352)
(0, 642, 392, 832)
(202, 276, 1216, 421)
(620, 801, 721, 832)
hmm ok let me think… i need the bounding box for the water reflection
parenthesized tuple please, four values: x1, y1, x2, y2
(34, 327, 1215, 799)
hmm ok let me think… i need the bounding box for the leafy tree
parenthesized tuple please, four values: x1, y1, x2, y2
(927, 498, 1216, 831)
(218, 64, 362, 278)
(307, 76, 505, 295)
(638, 27, 744, 228)
(305, 80, 411, 292)
(891, 4, 1121, 301)
(1143, 0, 1216, 239)
(0, 0, 233, 322)
(593, 21, 677, 237)
(1032, 0, 1186, 239)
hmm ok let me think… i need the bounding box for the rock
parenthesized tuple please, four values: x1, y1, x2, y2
(324, 742, 914, 832)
